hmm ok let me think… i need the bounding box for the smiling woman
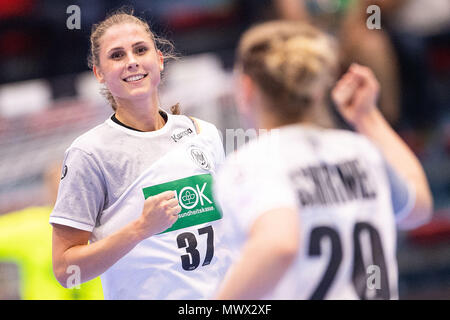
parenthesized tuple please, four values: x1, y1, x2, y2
(92, 22, 166, 131)
(49, 7, 231, 300)
(87, 9, 178, 116)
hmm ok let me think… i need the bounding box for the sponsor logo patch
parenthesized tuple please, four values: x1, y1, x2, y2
(142, 174, 222, 234)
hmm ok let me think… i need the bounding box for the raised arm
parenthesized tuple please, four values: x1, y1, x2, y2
(52, 191, 180, 288)
(331, 64, 433, 229)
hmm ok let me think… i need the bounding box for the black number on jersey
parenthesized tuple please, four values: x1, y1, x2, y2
(352, 223, 390, 299)
(176, 225, 214, 271)
(308, 222, 390, 299)
(308, 227, 342, 299)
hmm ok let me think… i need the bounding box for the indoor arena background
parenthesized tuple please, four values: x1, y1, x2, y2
(0, 0, 449, 299)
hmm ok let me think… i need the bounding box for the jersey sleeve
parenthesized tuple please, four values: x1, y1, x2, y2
(357, 134, 417, 228)
(383, 160, 417, 228)
(49, 147, 106, 232)
(214, 149, 298, 235)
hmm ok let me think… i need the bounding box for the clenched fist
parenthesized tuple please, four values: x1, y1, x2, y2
(332, 63, 381, 129)
(135, 190, 181, 240)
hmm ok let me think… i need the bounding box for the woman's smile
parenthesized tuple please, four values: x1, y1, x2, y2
(122, 73, 149, 83)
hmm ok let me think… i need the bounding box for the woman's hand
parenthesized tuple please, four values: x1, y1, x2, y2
(135, 190, 181, 239)
(332, 63, 381, 129)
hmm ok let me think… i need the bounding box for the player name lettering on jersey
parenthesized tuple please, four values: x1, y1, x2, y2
(289, 159, 377, 207)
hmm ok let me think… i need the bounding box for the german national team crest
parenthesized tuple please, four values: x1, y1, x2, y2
(188, 146, 211, 171)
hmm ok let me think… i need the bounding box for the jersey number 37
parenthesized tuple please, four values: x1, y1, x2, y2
(176, 225, 214, 271)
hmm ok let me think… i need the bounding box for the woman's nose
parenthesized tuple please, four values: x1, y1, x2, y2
(127, 61, 139, 70)
(126, 54, 139, 70)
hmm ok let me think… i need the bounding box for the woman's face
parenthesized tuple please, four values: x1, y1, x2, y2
(94, 23, 164, 104)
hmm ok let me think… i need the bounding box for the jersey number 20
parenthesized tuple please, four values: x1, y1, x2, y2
(309, 222, 390, 299)
(176, 225, 214, 271)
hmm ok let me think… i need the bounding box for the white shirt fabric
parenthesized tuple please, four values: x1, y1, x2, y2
(50, 111, 233, 299)
(214, 124, 415, 300)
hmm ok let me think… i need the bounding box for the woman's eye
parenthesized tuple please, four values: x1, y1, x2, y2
(136, 46, 148, 54)
(110, 51, 124, 59)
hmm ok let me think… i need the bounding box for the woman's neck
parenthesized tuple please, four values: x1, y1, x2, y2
(114, 95, 166, 132)
(258, 104, 325, 131)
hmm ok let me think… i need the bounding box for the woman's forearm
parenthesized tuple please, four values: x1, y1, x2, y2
(54, 219, 145, 287)
(355, 108, 433, 226)
(355, 108, 427, 186)
(216, 237, 296, 299)
(215, 208, 299, 299)
(53, 191, 179, 287)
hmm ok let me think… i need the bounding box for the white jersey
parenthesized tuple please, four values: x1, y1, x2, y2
(214, 124, 415, 300)
(50, 110, 233, 299)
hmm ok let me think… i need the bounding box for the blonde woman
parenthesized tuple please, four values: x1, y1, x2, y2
(50, 9, 229, 299)
(214, 21, 432, 299)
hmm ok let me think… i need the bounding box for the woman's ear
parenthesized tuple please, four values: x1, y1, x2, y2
(93, 65, 105, 83)
(235, 72, 256, 113)
(158, 50, 164, 72)
(234, 71, 260, 129)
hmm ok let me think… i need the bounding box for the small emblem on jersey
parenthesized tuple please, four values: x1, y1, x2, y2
(189, 147, 211, 171)
(61, 165, 68, 180)
(171, 128, 193, 142)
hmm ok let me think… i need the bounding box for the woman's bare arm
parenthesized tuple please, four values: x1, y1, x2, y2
(52, 190, 181, 287)
(332, 64, 433, 229)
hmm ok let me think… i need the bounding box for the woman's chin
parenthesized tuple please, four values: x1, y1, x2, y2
(127, 87, 154, 99)
(114, 90, 153, 104)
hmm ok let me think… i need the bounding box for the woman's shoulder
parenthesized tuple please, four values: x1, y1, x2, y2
(68, 120, 112, 155)
(323, 127, 384, 161)
(170, 114, 220, 135)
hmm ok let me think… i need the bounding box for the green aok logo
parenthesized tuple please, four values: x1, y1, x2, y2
(142, 174, 222, 234)
(177, 184, 212, 210)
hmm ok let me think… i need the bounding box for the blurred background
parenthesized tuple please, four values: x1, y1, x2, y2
(0, 0, 449, 299)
